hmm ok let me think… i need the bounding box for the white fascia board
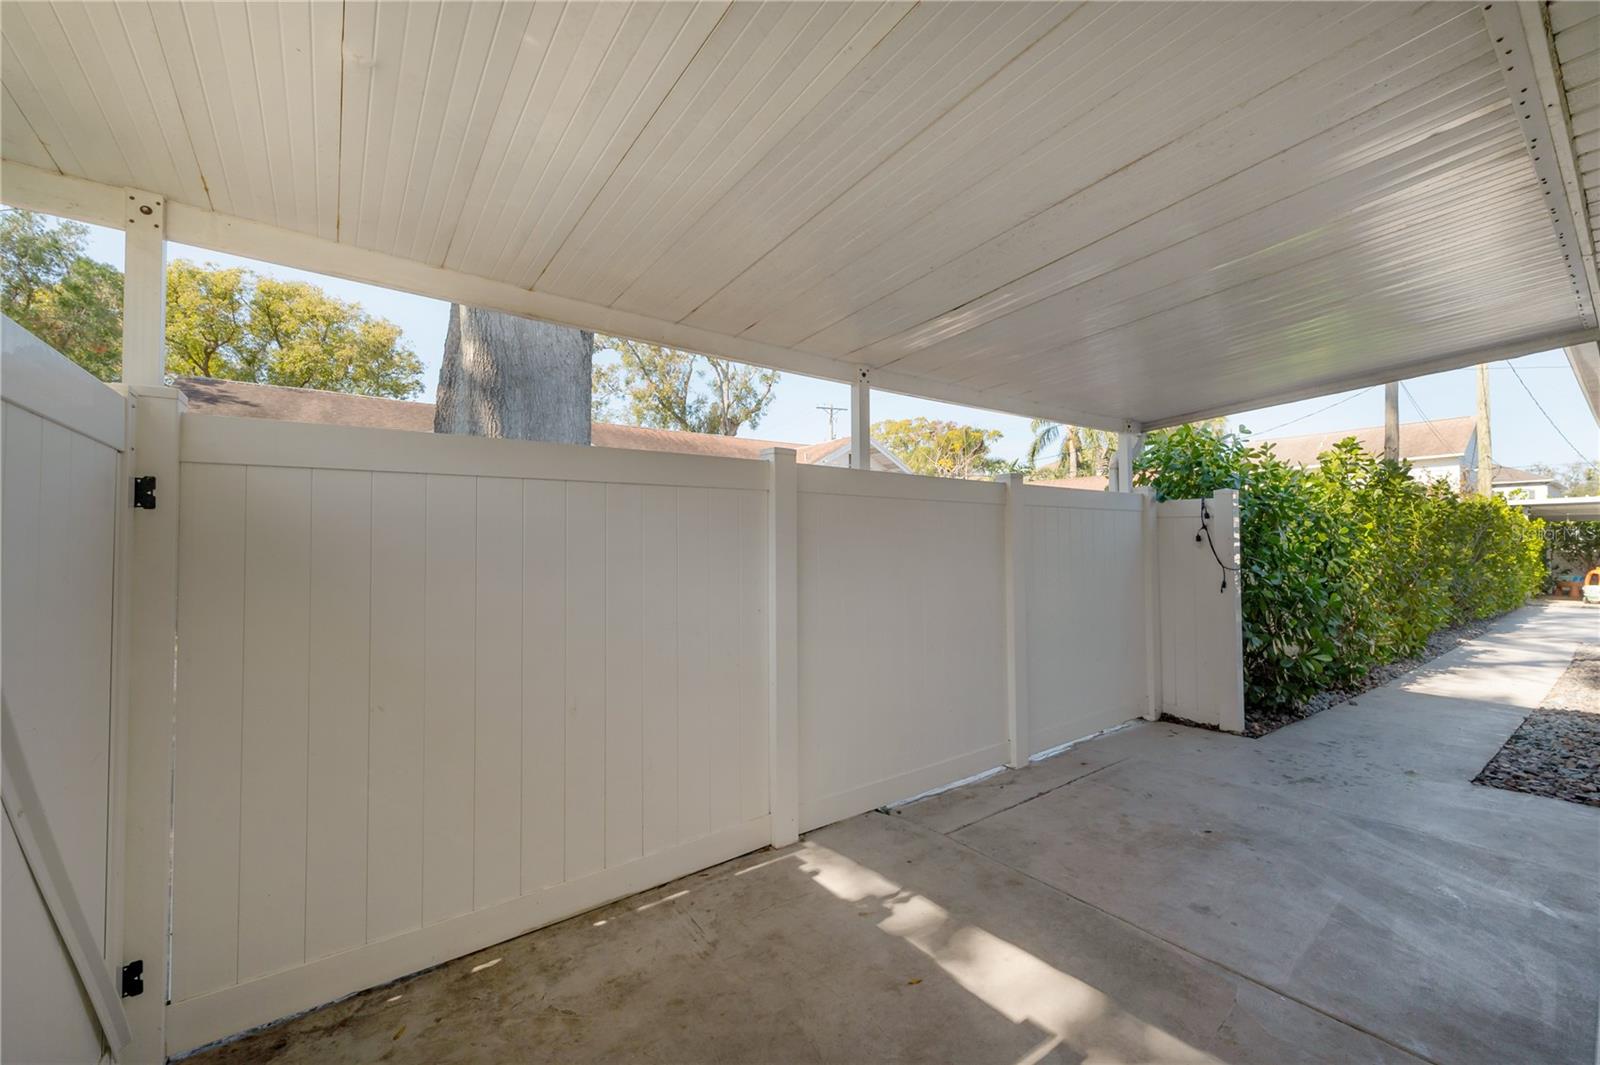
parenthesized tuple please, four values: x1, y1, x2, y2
(1514, 2, 1600, 317)
(0, 160, 1135, 433)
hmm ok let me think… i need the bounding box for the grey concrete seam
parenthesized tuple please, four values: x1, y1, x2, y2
(931, 756, 1133, 836)
(891, 814, 1441, 1065)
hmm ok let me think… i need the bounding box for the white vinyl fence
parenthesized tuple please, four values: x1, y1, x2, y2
(1019, 485, 1150, 755)
(168, 415, 773, 1049)
(1155, 492, 1247, 733)
(1, 322, 1247, 1058)
(796, 467, 1008, 830)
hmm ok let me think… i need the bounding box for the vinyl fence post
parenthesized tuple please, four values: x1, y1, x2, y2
(763, 448, 800, 846)
(1004, 472, 1030, 768)
(121, 386, 184, 1062)
(1141, 489, 1162, 721)
(1213, 489, 1247, 734)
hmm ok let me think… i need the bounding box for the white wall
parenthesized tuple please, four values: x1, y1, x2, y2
(795, 466, 1008, 830)
(168, 415, 772, 1052)
(1155, 492, 1246, 733)
(1020, 487, 1148, 754)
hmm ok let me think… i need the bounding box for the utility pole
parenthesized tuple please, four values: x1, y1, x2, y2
(1383, 382, 1400, 463)
(816, 403, 846, 439)
(1475, 363, 1493, 496)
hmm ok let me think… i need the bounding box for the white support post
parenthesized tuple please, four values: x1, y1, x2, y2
(851, 369, 870, 471)
(763, 448, 800, 847)
(121, 188, 166, 386)
(1140, 488, 1161, 721)
(119, 386, 183, 1062)
(1116, 429, 1142, 493)
(1003, 472, 1031, 767)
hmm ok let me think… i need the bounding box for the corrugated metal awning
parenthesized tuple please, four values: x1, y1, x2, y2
(2, 2, 1594, 429)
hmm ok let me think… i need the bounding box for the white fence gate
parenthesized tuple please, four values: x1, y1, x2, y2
(1, 319, 133, 1062)
(0, 320, 1246, 1059)
(1155, 492, 1247, 733)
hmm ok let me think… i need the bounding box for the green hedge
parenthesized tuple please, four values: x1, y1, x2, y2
(1134, 425, 1545, 715)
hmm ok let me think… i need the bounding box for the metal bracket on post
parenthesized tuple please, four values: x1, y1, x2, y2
(120, 959, 144, 999)
(130, 476, 157, 510)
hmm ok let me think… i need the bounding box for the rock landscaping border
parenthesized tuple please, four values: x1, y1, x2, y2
(1473, 643, 1600, 808)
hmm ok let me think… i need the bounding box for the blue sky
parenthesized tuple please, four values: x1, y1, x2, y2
(79, 224, 1597, 472)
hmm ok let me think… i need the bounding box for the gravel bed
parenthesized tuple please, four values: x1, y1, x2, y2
(1474, 643, 1600, 808)
(1242, 614, 1500, 738)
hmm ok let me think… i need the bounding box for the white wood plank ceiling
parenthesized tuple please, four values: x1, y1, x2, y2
(3, 1, 1595, 428)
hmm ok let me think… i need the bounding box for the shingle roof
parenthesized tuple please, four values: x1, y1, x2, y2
(1027, 474, 1109, 491)
(1255, 417, 1476, 467)
(1491, 465, 1552, 485)
(175, 377, 831, 463)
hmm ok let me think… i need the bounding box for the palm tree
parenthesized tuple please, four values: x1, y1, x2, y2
(1028, 420, 1117, 478)
(1027, 419, 1073, 475)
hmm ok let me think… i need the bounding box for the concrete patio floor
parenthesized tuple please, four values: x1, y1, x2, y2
(189, 601, 1598, 1065)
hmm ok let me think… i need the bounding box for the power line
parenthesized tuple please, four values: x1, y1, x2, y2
(1503, 361, 1598, 469)
(1400, 382, 1456, 455)
(1254, 386, 1378, 435)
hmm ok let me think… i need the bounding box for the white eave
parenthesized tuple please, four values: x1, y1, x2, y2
(1510, 494, 1600, 521)
(3, 1, 1596, 431)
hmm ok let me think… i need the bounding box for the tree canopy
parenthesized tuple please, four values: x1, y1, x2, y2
(873, 417, 1008, 479)
(1, 209, 423, 397)
(1, 209, 124, 380)
(592, 336, 778, 436)
(1529, 461, 1600, 498)
(166, 259, 423, 397)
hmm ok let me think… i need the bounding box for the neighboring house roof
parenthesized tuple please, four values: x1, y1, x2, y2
(174, 377, 905, 469)
(1489, 465, 1552, 486)
(176, 375, 438, 433)
(1027, 473, 1109, 492)
(1257, 417, 1476, 466)
(792, 436, 912, 473)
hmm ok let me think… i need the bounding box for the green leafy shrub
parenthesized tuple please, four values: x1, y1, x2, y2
(1545, 521, 1600, 588)
(1135, 426, 1545, 715)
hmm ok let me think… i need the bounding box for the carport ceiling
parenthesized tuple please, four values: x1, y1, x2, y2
(3, 1, 1596, 429)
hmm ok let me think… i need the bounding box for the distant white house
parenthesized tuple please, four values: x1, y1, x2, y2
(1256, 417, 1571, 499)
(174, 377, 912, 473)
(1489, 466, 1559, 501)
(1257, 417, 1479, 489)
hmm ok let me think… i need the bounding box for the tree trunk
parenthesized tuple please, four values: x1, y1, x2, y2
(434, 304, 593, 443)
(1066, 431, 1079, 478)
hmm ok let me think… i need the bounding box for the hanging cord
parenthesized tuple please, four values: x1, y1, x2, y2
(1196, 499, 1240, 593)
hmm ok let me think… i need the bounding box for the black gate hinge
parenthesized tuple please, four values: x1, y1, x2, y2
(131, 476, 157, 510)
(120, 959, 144, 998)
